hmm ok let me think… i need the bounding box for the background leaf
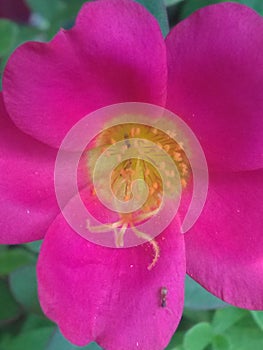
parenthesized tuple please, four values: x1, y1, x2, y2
(212, 307, 247, 333)
(135, 0, 169, 36)
(0, 20, 18, 56)
(184, 275, 228, 310)
(165, 0, 184, 6)
(0, 279, 21, 324)
(46, 328, 102, 350)
(9, 265, 42, 313)
(250, 311, 263, 331)
(25, 0, 65, 21)
(0, 248, 36, 276)
(21, 315, 54, 332)
(212, 334, 230, 350)
(1, 327, 55, 350)
(239, 0, 263, 15)
(24, 241, 43, 254)
(179, 0, 263, 20)
(183, 322, 213, 350)
(225, 316, 263, 350)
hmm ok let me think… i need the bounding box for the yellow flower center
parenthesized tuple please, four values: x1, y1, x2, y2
(86, 123, 191, 269)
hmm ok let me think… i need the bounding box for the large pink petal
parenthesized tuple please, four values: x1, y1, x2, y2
(3, 0, 167, 148)
(166, 3, 263, 171)
(37, 194, 185, 349)
(184, 169, 263, 309)
(0, 94, 85, 244)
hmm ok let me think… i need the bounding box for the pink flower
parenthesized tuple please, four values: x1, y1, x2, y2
(0, 0, 30, 23)
(1, 0, 263, 349)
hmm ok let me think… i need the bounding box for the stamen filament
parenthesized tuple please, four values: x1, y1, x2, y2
(115, 223, 128, 248)
(131, 224, 160, 270)
(86, 219, 123, 233)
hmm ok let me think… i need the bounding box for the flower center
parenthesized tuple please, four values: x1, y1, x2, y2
(86, 123, 191, 269)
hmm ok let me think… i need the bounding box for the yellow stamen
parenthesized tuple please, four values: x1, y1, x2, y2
(131, 224, 160, 270)
(85, 123, 191, 269)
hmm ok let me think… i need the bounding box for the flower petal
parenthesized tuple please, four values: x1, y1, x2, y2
(3, 0, 167, 148)
(0, 93, 82, 244)
(184, 169, 263, 309)
(37, 194, 185, 349)
(166, 3, 263, 171)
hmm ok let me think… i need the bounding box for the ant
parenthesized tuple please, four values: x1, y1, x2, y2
(160, 287, 168, 308)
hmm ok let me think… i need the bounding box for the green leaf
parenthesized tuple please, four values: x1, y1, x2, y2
(183, 322, 213, 350)
(21, 315, 54, 332)
(212, 307, 247, 333)
(165, 331, 185, 349)
(0, 248, 36, 276)
(179, 0, 263, 20)
(24, 240, 43, 254)
(46, 328, 102, 350)
(0, 20, 18, 56)
(212, 334, 230, 350)
(25, 0, 65, 21)
(1, 327, 55, 350)
(0, 245, 7, 252)
(135, 0, 169, 36)
(225, 324, 263, 350)
(9, 265, 42, 313)
(0, 279, 21, 324)
(232, 0, 263, 15)
(250, 311, 263, 331)
(179, 0, 223, 19)
(184, 275, 227, 310)
(183, 309, 213, 324)
(54, 0, 89, 24)
(165, 0, 184, 6)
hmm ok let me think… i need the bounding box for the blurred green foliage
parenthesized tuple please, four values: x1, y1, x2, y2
(177, 0, 263, 19)
(0, 0, 263, 349)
